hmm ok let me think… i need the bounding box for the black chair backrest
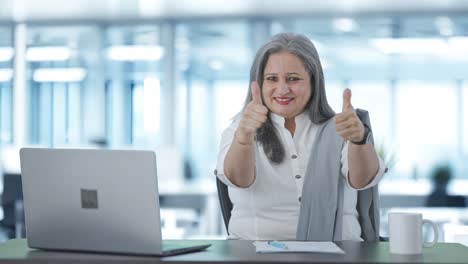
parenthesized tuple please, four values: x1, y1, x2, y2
(1, 173, 24, 227)
(216, 177, 233, 234)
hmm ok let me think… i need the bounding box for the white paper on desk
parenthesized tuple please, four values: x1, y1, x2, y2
(253, 241, 345, 254)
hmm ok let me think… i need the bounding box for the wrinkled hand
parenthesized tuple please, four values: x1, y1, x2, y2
(335, 88, 365, 143)
(236, 81, 269, 145)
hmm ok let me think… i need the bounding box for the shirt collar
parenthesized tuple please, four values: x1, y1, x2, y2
(269, 111, 310, 127)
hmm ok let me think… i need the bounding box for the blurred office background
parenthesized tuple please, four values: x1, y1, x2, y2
(0, 0, 467, 243)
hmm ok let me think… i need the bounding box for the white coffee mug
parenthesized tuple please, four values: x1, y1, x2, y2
(388, 212, 438, 255)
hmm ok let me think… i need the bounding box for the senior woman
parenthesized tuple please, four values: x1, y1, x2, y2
(215, 32, 386, 241)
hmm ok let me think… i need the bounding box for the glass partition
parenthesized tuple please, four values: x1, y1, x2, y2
(26, 25, 100, 147)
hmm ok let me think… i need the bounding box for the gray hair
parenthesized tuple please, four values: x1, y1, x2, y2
(242, 32, 335, 163)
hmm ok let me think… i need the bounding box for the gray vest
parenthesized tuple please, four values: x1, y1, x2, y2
(296, 109, 380, 242)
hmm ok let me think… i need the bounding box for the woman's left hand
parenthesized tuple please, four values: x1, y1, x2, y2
(335, 88, 365, 143)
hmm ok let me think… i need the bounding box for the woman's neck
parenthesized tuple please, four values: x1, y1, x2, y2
(284, 117, 296, 137)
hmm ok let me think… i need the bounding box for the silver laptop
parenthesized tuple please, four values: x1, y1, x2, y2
(19, 148, 210, 256)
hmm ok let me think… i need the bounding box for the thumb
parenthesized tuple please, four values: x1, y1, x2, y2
(251, 81, 263, 104)
(342, 88, 353, 112)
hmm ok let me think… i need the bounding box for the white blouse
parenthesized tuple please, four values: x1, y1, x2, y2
(216, 112, 386, 241)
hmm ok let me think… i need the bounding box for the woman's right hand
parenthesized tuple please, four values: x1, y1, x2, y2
(235, 81, 269, 145)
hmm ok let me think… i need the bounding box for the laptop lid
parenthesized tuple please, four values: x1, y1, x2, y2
(20, 148, 167, 255)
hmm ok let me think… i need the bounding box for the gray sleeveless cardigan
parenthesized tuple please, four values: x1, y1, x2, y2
(296, 109, 380, 242)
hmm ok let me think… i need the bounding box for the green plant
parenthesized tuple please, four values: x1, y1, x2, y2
(431, 164, 452, 184)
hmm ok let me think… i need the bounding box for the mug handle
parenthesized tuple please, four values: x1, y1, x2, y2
(422, 219, 438, 247)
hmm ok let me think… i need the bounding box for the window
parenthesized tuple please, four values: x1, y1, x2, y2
(395, 81, 458, 178)
(214, 80, 249, 147)
(0, 26, 13, 143)
(106, 25, 163, 147)
(131, 77, 161, 146)
(26, 25, 99, 147)
(175, 21, 251, 178)
(324, 81, 345, 114)
(0, 80, 13, 143)
(274, 16, 468, 181)
(348, 81, 392, 145)
(463, 82, 468, 156)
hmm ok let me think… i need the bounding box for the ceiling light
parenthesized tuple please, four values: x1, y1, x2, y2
(333, 18, 358, 33)
(370, 38, 447, 54)
(26, 46, 71, 61)
(0, 47, 14, 62)
(0, 69, 13, 82)
(33, 68, 86, 82)
(107, 45, 164, 61)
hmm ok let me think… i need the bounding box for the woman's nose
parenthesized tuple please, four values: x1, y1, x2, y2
(277, 80, 289, 94)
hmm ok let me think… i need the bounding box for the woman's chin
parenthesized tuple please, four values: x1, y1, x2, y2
(272, 110, 295, 119)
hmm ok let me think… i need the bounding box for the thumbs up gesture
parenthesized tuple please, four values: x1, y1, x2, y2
(235, 81, 269, 145)
(335, 88, 365, 143)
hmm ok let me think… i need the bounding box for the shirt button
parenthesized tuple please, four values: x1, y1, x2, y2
(291, 154, 298, 159)
(298, 197, 302, 202)
(295, 174, 301, 179)
(214, 169, 218, 175)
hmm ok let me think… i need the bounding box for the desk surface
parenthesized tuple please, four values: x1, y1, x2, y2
(0, 239, 467, 263)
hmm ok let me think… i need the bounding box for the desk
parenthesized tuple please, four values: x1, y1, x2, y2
(0, 239, 468, 263)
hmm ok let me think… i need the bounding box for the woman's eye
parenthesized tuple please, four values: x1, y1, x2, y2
(266, 76, 277, 81)
(288, 77, 300, 81)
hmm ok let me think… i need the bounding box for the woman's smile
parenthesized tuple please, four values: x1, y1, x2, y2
(274, 96, 295, 105)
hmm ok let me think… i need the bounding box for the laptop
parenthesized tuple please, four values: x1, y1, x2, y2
(19, 148, 211, 256)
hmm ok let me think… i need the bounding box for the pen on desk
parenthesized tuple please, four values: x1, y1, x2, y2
(267, 240, 288, 250)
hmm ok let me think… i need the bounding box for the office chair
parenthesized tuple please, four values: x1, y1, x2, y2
(0, 172, 26, 238)
(216, 176, 387, 241)
(216, 177, 232, 235)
